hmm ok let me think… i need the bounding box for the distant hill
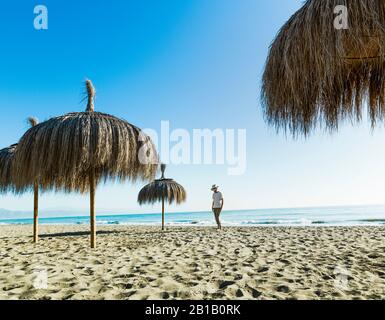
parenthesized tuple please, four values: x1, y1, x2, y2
(0, 208, 31, 219)
(0, 207, 134, 220)
(0, 208, 89, 220)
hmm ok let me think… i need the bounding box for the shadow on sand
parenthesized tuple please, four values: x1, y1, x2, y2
(39, 229, 192, 238)
(39, 230, 122, 238)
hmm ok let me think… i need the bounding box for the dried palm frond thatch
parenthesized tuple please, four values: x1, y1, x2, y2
(13, 80, 159, 248)
(0, 117, 39, 194)
(13, 81, 158, 193)
(27, 116, 39, 128)
(138, 164, 186, 230)
(0, 144, 17, 193)
(262, 0, 385, 136)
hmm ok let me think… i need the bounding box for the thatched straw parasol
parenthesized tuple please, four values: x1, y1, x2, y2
(13, 80, 159, 248)
(138, 164, 186, 230)
(262, 0, 385, 136)
(0, 117, 39, 242)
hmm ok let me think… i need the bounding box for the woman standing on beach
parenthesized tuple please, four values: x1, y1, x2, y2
(211, 185, 224, 230)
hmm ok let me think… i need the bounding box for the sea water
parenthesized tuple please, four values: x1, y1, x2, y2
(1, 205, 385, 227)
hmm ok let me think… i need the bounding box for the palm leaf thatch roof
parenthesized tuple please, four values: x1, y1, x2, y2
(262, 0, 385, 136)
(12, 80, 159, 193)
(138, 164, 186, 205)
(0, 144, 17, 193)
(0, 117, 39, 193)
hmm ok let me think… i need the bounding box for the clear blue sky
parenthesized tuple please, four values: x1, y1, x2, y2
(1, 0, 385, 214)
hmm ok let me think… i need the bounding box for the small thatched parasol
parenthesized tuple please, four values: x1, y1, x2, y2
(262, 0, 385, 136)
(0, 117, 39, 242)
(138, 164, 186, 230)
(13, 80, 159, 248)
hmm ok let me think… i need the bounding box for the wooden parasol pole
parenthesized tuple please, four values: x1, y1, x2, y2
(162, 196, 165, 231)
(86, 80, 96, 248)
(33, 181, 39, 243)
(90, 168, 96, 248)
(161, 164, 166, 231)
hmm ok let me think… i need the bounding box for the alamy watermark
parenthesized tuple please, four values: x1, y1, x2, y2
(139, 121, 247, 176)
(334, 5, 348, 30)
(34, 5, 48, 30)
(333, 266, 350, 291)
(32, 266, 48, 289)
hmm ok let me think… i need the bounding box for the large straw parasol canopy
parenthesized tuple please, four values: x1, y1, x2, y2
(12, 80, 159, 247)
(262, 0, 385, 136)
(0, 144, 17, 193)
(13, 80, 158, 193)
(138, 164, 186, 230)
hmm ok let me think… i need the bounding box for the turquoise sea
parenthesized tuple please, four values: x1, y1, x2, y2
(1, 205, 385, 227)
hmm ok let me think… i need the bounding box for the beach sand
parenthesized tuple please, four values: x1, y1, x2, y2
(0, 225, 384, 300)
